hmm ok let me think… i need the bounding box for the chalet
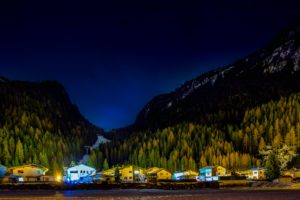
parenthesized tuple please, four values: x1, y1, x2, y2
(100, 168, 116, 176)
(92, 173, 115, 183)
(282, 169, 300, 179)
(173, 170, 199, 180)
(120, 165, 145, 182)
(198, 166, 226, 181)
(8, 164, 48, 182)
(146, 168, 172, 182)
(65, 164, 96, 183)
(0, 165, 6, 177)
(248, 168, 266, 180)
(237, 168, 266, 180)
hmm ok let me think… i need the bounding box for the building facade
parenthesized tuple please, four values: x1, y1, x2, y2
(147, 168, 172, 182)
(198, 166, 226, 181)
(65, 164, 96, 183)
(8, 164, 48, 182)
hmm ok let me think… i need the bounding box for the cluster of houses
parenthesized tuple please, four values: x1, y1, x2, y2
(1, 163, 300, 184)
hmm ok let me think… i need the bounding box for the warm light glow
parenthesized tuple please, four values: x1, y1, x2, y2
(56, 175, 62, 182)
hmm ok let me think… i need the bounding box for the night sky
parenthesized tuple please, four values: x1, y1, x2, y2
(1, 0, 300, 130)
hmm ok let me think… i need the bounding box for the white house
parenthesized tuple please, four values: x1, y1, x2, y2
(248, 168, 266, 180)
(8, 164, 48, 182)
(65, 164, 96, 183)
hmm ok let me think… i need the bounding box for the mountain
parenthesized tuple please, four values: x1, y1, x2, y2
(0, 78, 102, 173)
(133, 18, 300, 131)
(96, 18, 300, 171)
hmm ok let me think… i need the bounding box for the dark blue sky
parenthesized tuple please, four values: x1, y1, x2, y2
(1, 0, 300, 130)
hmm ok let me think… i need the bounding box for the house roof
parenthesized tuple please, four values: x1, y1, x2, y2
(200, 166, 216, 170)
(145, 167, 161, 174)
(148, 168, 171, 175)
(8, 164, 48, 172)
(200, 166, 225, 170)
(67, 164, 96, 171)
(250, 167, 266, 171)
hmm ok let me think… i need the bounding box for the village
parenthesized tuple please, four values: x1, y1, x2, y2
(1, 162, 300, 188)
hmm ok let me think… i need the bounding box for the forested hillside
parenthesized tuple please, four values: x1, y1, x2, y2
(0, 79, 101, 174)
(94, 93, 300, 171)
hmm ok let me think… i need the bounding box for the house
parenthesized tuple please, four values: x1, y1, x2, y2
(92, 173, 115, 183)
(198, 166, 226, 182)
(248, 168, 266, 180)
(0, 165, 6, 177)
(65, 164, 96, 183)
(8, 164, 48, 182)
(173, 170, 199, 180)
(146, 168, 172, 182)
(100, 168, 114, 175)
(119, 165, 145, 182)
(282, 169, 300, 179)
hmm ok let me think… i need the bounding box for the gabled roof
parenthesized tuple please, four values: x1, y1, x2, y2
(67, 164, 96, 171)
(8, 164, 48, 172)
(250, 167, 266, 171)
(145, 167, 161, 174)
(200, 165, 225, 170)
(148, 168, 171, 175)
(200, 166, 216, 170)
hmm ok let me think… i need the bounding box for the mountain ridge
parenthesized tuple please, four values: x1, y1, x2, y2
(131, 18, 300, 131)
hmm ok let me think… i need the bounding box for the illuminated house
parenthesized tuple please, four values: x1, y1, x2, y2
(120, 165, 145, 182)
(173, 170, 199, 180)
(8, 164, 48, 182)
(0, 165, 6, 177)
(100, 168, 116, 176)
(66, 164, 96, 183)
(146, 168, 172, 182)
(282, 169, 300, 179)
(248, 168, 266, 180)
(198, 166, 226, 181)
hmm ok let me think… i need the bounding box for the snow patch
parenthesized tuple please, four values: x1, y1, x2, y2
(210, 74, 218, 86)
(167, 101, 173, 108)
(263, 40, 295, 74)
(293, 47, 300, 72)
(79, 135, 111, 164)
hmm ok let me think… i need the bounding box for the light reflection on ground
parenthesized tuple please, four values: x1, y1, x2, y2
(0, 189, 299, 200)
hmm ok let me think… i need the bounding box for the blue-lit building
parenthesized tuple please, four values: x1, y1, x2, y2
(0, 165, 6, 177)
(172, 170, 199, 180)
(198, 166, 226, 182)
(65, 164, 96, 183)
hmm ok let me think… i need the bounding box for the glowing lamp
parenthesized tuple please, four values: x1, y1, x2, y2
(56, 175, 62, 182)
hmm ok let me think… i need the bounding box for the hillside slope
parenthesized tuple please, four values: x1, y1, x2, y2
(0, 79, 102, 173)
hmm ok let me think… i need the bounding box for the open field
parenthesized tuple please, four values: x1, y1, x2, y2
(0, 189, 300, 200)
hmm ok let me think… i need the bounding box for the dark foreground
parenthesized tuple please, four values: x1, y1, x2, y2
(0, 189, 299, 200)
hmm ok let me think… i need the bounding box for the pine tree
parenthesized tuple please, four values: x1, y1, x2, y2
(103, 158, 109, 170)
(15, 139, 24, 164)
(265, 152, 280, 180)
